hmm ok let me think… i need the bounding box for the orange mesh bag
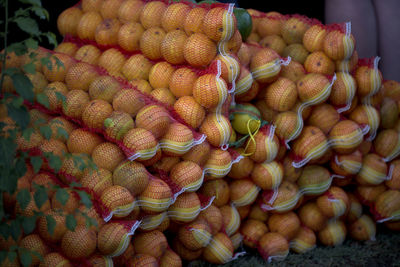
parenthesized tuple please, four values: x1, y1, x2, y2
(219, 204, 241, 236)
(289, 226, 316, 254)
(257, 232, 289, 263)
(316, 186, 349, 219)
(355, 57, 383, 102)
(97, 221, 141, 257)
(318, 220, 347, 246)
(323, 22, 356, 61)
(373, 190, 400, 223)
(178, 219, 213, 250)
(133, 230, 168, 258)
(261, 180, 301, 214)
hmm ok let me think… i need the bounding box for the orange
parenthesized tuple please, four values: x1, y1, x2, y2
(161, 30, 188, 65)
(92, 142, 125, 171)
(133, 231, 168, 258)
(161, 3, 190, 32)
(112, 88, 145, 117)
(330, 150, 362, 177)
(200, 179, 230, 207)
(61, 226, 97, 260)
(65, 62, 98, 92)
(77, 11, 103, 41)
(304, 51, 335, 75)
(169, 67, 197, 97)
(273, 111, 300, 142)
(54, 42, 78, 56)
(202, 7, 237, 42)
(153, 156, 180, 173)
(148, 62, 175, 89)
(280, 60, 306, 82)
(183, 33, 217, 67)
(88, 75, 121, 103)
(356, 153, 388, 186)
(122, 54, 153, 81)
(74, 44, 101, 65)
(335, 50, 359, 73)
(268, 212, 301, 240)
(100, 0, 124, 19)
(292, 126, 329, 167)
(241, 219, 268, 248)
(104, 111, 135, 141)
(19, 235, 49, 266)
(140, 27, 166, 60)
(67, 128, 103, 155)
(200, 113, 232, 147)
(349, 104, 380, 140)
(259, 35, 286, 55)
(184, 7, 207, 35)
(98, 48, 126, 75)
(380, 98, 399, 129)
(282, 43, 309, 64)
(257, 13, 284, 37)
(235, 68, 257, 102)
(237, 43, 251, 67)
(43, 81, 68, 111)
(329, 120, 364, 154)
(354, 64, 383, 98)
(140, 1, 167, 29)
(298, 202, 327, 232)
(297, 73, 332, 104)
(182, 141, 211, 167)
(329, 72, 356, 109)
(40, 253, 72, 267)
(118, 0, 144, 23)
(138, 177, 172, 214)
(82, 99, 114, 130)
(247, 32, 260, 42)
(82, 0, 103, 12)
(323, 29, 355, 60)
(307, 104, 340, 134)
(250, 48, 281, 83)
(213, 54, 240, 84)
(129, 254, 159, 266)
(51, 189, 80, 213)
(246, 126, 280, 163)
(383, 80, 400, 101)
(198, 204, 223, 236)
(130, 79, 153, 94)
(170, 161, 204, 192)
(203, 232, 234, 264)
(118, 22, 145, 52)
(349, 215, 376, 241)
(303, 24, 327, 52)
(258, 232, 289, 262)
(113, 161, 149, 195)
(150, 88, 176, 106)
(57, 7, 83, 36)
(49, 117, 76, 142)
(219, 205, 241, 235)
(38, 138, 67, 165)
(80, 168, 113, 196)
(42, 53, 75, 82)
(318, 220, 347, 246)
(192, 74, 228, 109)
(97, 223, 133, 257)
(100, 185, 136, 218)
(316, 186, 349, 218)
(174, 96, 206, 129)
(59, 153, 92, 182)
(220, 29, 242, 55)
(281, 17, 310, 44)
(228, 148, 254, 179)
(265, 77, 297, 112)
(160, 122, 194, 157)
(136, 105, 171, 139)
(63, 90, 90, 119)
(178, 219, 212, 250)
(95, 18, 121, 46)
(123, 128, 160, 161)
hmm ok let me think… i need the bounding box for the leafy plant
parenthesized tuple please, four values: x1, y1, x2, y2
(0, 0, 96, 265)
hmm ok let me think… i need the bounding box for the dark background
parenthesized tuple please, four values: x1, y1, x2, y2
(6, 0, 325, 49)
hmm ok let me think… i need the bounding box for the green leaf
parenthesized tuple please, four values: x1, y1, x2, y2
(10, 220, 21, 241)
(6, 42, 28, 56)
(31, 6, 48, 20)
(22, 62, 36, 74)
(22, 216, 36, 235)
(45, 215, 56, 236)
(0, 252, 6, 266)
(33, 186, 47, 209)
(39, 125, 51, 140)
(66, 214, 76, 231)
(7, 251, 17, 262)
(22, 127, 34, 142)
(56, 127, 69, 140)
(55, 91, 66, 105)
(19, 249, 32, 267)
(11, 96, 24, 108)
(45, 32, 57, 48)
(16, 189, 31, 211)
(13, 17, 39, 36)
(76, 190, 92, 209)
(19, 0, 42, 6)
(24, 38, 38, 50)
(55, 188, 69, 206)
(36, 93, 49, 109)
(30, 156, 43, 174)
(9, 71, 35, 102)
(48, 154, 62, 173)
(7, 104, 30, 129)
(0, 138, 17, 168)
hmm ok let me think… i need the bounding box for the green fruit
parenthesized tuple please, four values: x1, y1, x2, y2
(233, 8, 252, 41)
(197, 0, 218, 4)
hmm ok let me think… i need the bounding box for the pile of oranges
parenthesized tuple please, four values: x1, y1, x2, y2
(1, 0, 400, 266)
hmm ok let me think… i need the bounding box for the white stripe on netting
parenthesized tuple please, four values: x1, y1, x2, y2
(337, 72, 356, 113)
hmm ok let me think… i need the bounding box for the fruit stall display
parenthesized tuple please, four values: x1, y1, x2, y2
(1, 0, 400, 266)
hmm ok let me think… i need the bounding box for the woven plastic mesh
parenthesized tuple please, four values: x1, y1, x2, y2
(303, 24, 327, 52)
(265, 77, 297, 112)
(282, 44, 309, 64)
(140, 27, 166, 60)
(95, 18, 121, 46)
(61, 226, 97, 260)
(113, 161, 149, 195)
(135, 105, 171, 139)
(252, 161, 283, 190)
(133, 230, 168, 258)
(307, 104, 340, 134)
